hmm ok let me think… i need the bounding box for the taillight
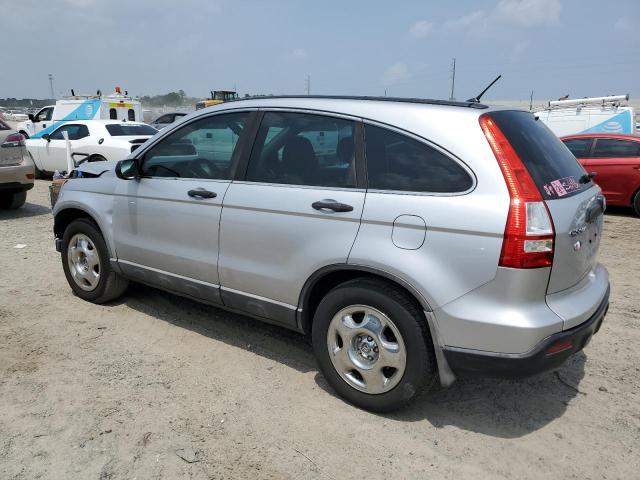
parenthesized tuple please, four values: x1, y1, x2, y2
(1, 133, 26, 148)
(479, 114, 555, 269)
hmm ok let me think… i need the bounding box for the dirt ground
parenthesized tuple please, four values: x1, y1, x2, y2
(1, 180, 639, 479)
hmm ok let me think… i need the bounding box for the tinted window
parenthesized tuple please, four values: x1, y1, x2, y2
(364, 124, 472, 193)
(109, 108, 117, 120)
(35, 108, 53, 122)
(246, 112, 356, 188)
(562, 138, 592, 158)
(105, 124, 158, 136)
(490, 111, 589, 200)
(49, 124, 90, 140)
(592, 139, 640, 158)
(128, 109, 135, 121)
(141, 112, 248, 179)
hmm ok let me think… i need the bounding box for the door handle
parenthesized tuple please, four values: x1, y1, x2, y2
(188, 188, 217, 199)
(312, 199, 353, 212)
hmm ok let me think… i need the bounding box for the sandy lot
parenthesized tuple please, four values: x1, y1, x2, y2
(1, 180, 639, 479)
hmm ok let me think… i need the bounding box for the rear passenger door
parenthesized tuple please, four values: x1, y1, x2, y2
(584, 138, 640, 203)
(218, 111, 365, 326)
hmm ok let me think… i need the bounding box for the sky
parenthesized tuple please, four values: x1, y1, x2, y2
(1, 0, 639, 102)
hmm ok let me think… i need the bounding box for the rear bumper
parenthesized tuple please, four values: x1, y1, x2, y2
(0, 162, 35, 191)
(442, 284, 609, 378)
(0, 181, 34, 192)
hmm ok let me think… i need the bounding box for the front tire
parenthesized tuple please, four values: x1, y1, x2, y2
(312, 278, 437, 412)
(61, 218, 129, 303)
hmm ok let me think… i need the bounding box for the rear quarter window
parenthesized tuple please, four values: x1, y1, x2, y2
(490, 111, 589, 200)
(364, 124, 473, 193)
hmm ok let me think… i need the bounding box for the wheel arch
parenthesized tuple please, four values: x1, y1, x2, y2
(54, 207, 113, 257)
(297, 264, 433, 336)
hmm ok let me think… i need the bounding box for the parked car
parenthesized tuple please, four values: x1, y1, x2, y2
(52, 96, 610, 412)
(0, 119, 33, 209)
(561, 133, 640, 215)
(26, 120, 157, 175)
(150, 112, 188, 130)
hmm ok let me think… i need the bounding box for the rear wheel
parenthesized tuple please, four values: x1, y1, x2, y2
(312, 278, 437, 412)
(61, 218, 129, 303)
(0, 191, 27, 209)
(633, 190, 640, 216)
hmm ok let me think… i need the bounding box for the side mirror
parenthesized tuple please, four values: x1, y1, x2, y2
(115, 158, 140, 180)
(42, 134, 50, 142)
(28, 114, 35, 122)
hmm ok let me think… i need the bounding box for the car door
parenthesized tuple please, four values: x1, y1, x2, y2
(113, 110, 254, 303)
(33, 107, 54, 135)
(584, 138, 640, 204)
(40, 124, 89, 172)
(218, 110, 366, 327)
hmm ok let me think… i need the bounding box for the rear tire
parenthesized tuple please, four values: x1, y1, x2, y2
(0, 191, 27, 209)
(633, 190, 640, 217)
(61, 218, 129, 303)
(312, 278, 437, 412)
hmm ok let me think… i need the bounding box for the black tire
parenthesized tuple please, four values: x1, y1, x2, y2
(633, 190, 640, 217)
(312, 278, 437, 412)
(61, 218, 129, 303)
(0, 191, 27, 209)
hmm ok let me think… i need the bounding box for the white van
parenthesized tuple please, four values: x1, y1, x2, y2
(535, 95, 635, 137)
(16, 89, 143, 139)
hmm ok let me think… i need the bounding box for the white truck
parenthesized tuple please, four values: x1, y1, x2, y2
(535, 95, 635, 137)
(16, 88, 143, 139)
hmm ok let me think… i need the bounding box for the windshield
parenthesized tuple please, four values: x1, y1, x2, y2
(105, 124, 158, 136)
(490, 110, 591, 200)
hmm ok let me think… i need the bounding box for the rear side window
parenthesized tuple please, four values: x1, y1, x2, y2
(592, 139, 640, 158)
(490, 111, 589, 200)
(562, 138, 592, 158)
(364, 124, 472, 193)
(109, 108, 117, 120)
(246, 112, 357, 188)
(127, 109, 135, 121)
(106, 124, 158, 136)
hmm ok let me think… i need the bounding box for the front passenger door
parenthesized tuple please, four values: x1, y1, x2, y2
(113, 111, 253, 303)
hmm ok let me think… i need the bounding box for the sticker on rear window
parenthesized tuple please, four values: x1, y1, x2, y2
(544, 176, 580, 198)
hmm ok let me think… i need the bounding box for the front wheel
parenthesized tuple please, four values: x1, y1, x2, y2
(61, 218, 129, 303)
(312, 278, 437, 412)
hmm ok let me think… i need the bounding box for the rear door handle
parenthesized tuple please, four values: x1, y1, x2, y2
(312, 199, 353, 212)
(188, 188, 217, 199)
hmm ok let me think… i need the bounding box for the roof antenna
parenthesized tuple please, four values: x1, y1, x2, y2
(467, 74, 501, 103)
(71, 89, 75, 96)
(97, 89, 101, 96)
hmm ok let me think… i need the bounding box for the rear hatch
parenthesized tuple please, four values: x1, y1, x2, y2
(490, 111, 604, 294)
(0, 129, 25, 166)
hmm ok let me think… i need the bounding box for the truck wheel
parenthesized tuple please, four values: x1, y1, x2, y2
(61, 218, 129, 303)
(312, 278, 437, 412)
(0, 191, 27, 209)
(633, 190, 640, 217)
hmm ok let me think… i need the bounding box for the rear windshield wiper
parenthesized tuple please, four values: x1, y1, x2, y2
(579, 172, 597, 184)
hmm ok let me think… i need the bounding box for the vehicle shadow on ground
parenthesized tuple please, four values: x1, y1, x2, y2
(604, 206, 637, 218)
(0, 202, 50, 220)
(121, 283, 586, 439)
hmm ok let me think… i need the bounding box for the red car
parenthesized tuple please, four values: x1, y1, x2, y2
(561, 133, 640, 215)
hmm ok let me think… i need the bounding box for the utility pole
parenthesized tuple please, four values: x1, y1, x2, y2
(48, 73, 54, 100)
(305, 75, 311, 95)
(529, 90, 534, 111)
(449, 59, 456, 101)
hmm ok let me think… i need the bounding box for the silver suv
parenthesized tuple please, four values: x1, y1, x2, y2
(53, 96, 610, 412)
(1, 119, 33, 209)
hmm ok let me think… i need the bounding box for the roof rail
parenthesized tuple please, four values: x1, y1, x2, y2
(227, 95, 489, 109)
